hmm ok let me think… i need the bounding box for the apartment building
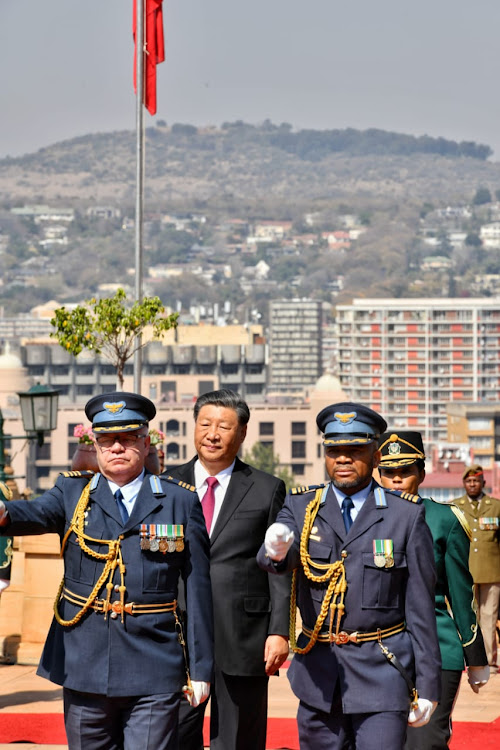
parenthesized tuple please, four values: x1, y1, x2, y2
(336, 298, 500, 445)
(269, 299, 323, 392)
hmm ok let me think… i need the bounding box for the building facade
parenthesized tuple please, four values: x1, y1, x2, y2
(269, 299, 323, 392)
(336, 298, 500, 444)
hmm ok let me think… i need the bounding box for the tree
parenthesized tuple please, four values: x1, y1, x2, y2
(50, 288, 178, 389)
(243, 442, 295, 490)
(473, 187, 492, 206)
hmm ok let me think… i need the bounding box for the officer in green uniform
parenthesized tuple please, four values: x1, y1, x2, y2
(0, 482, 13, 595)
(378, 431, 489, 750)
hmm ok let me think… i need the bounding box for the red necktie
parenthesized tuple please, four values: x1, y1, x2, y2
(202, 476, 218, 534)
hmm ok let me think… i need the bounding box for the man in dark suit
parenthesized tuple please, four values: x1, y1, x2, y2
(0, 392, 213, 750)
(167, 389, 290, 750)
(258, 402, 441, 750)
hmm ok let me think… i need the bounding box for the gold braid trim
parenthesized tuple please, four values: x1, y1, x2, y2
(289, 488, 347, 654)
(54, 481, 126, 628)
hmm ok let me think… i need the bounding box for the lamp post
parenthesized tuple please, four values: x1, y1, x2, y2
(0, 384, 60, 485)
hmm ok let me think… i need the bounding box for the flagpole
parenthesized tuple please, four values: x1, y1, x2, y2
(133, 0, 144, 394)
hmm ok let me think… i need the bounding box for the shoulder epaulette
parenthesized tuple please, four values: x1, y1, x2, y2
(60, 470, 95, 478)
(0, 481, 13, 501)
(290, 483, 326, 495)
(389, 489, 422, 504)
(163, 475, 196, 492)
(450, 504, 472, 541)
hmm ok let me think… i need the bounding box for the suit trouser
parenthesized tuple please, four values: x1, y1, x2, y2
(63, 688, 181, 750)
(297, 688, 408, 750)
(178, 664, 269, 750)
(404, 669, 462, 750)
(475, 582, 500, 668)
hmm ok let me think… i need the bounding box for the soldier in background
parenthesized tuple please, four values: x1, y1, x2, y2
(454, 465, 500, 673)
(378, 431, 489, 749)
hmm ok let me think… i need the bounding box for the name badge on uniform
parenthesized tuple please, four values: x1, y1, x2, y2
(140, 524, 184, 554)
(373, 539, 394, 568)
(479, 517, 499, 531)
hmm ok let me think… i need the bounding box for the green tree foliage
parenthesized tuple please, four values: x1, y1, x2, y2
(473, 187, 492, 205)
(243, 442, 295, 490)
(50, 288, 178, 389)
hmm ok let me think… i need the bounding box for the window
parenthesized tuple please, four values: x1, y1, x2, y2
(198, 381, 215, 396)
(259, 422, 274, 436)
(292, 464, 305, 476)
(291, 422, 306, 435)
(259, 441, 274, 452)
(35, 442, 51, 461)
(291, 441, 306, 459)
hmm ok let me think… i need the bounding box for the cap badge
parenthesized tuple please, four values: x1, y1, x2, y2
(103, 401, 126, 415)
(388, 442, 401, 455)
(334, 411, 356, 425)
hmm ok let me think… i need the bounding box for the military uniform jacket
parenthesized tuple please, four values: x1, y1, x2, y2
(257, 480, 441, 714)
(454, 493, 500, 584)
(422, 497, 487, 670)
(1, 472, 214, 697)
(168, 456, 291, 677)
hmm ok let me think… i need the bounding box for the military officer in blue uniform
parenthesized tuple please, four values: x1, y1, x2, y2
(0, 392, 213, 750)
(257, 402, 441, 750)
(377, 430, 489, 749)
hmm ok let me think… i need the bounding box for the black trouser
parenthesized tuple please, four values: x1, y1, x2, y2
(178, 663, 268, 750)
(405, 669, 462, 750)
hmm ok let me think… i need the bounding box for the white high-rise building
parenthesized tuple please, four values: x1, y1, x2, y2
(336, 298, 500, 444)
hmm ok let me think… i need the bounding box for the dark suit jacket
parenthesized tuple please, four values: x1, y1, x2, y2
(258, 481, 442, 713)
(2, 472, 213, 696)
(167, 456, 290, 677)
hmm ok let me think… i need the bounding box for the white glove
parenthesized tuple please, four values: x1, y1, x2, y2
(468, 665, 490, 693)
(0, 501, 8, 527)
(264, 522, 294, 561)
(408, 698, 437, 727)
(187, 680, 210, 707)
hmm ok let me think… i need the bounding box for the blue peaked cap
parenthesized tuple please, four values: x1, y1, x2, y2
(316, 402, 387, 446)
(85, 391, 156, 433)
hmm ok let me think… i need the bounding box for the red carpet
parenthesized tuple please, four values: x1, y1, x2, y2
(0, 713, 498, 747)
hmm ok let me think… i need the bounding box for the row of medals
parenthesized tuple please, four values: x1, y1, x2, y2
(140, 524, 184, 554)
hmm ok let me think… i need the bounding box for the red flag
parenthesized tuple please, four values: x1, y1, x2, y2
(133, 0, 165, 115)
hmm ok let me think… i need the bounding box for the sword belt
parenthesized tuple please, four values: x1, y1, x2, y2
(301, 620, 405, 644)
(63, 587, 177, 616)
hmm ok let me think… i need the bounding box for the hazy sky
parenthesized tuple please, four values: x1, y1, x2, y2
(2, 1, 500, 159)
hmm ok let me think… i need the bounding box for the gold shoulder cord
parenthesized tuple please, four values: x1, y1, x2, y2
(54, 481, 126, 627)
(290, 488, 347, 654)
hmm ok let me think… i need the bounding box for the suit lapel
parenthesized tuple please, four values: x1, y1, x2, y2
(346, 485, 384, 544)
(127, 474, 164, 528)
(89, 475, 123, 526)
(316, 484, 346, 542)
(209, 458, 253, 545)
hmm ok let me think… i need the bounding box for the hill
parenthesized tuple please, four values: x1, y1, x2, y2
(1, 122, 500, 209)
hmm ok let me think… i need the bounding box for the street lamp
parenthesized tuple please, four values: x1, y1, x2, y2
(0, 384, 60, 484)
